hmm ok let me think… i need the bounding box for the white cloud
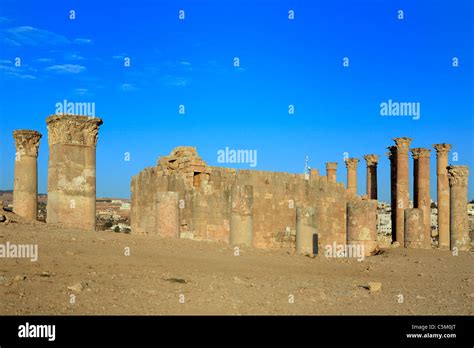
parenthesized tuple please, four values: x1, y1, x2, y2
(3, 26, 70, 46)
(74, 38, 92, 44)
(45, 64, 86, 74)
(120, 83, 138, 91)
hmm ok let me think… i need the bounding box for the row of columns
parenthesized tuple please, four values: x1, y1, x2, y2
(10, 115, 102, 231)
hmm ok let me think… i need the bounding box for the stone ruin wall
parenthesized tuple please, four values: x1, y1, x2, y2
(131, 146, 368, 252)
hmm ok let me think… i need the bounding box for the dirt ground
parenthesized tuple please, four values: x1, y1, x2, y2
(0, 217, 473, 315)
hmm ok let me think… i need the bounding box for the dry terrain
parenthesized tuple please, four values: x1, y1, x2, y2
(0, 213, 473, 315)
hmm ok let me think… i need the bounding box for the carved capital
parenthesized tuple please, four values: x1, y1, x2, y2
(433, 143, 452, 157)
(393, 137, 413, 153)
(325, 162, 338, 170)
(386, 146, 397, 160)
(411, 148, 431, 159)
(345, 158, 359, 170)
(363, 154, 379, 166)
(46, 114, 103, 147)
(13, 130, 42, 157)
(447, 165, 469, 187)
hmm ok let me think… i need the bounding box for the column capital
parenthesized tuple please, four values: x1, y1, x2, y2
(363, 154, 379, 166)
(345, 158, 359, 169)
(46, 114, 103, 147)
(325, 162, 338, 170)
(13, 130, 42, 157)
(393, 137, 413, 153)
(386, 146, 397, 159)
(411, 147, 431, 159)
(433, 143, 452, 156)
(447, 165, 469, 187)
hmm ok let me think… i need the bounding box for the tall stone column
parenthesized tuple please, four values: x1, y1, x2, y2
(12, 130, 42, 220)
(387, 146, 397, 243)
(363, 154, 379, 200)
(411, 148, 431, 247)
(447, 166, 470, 251)
(230, 185, 253, 246)
(325, 162, 337, 183)
(404, 208, 425, 248)
(393, 137, 412, 246)
(433, 144, 452, 249)
(296, 205, 315, 254)
(46, 115, 103, 230)
(345, 158, 359, 195)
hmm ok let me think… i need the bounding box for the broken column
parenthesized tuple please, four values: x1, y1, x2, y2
(155, 192, 180, 238)
(296, 205, 315, 254)
(363, 154, 379, 200)
(230, 185, 253, 246)
(347, 200, 378, 256)
(12, 130, 42, 220)
(433, 144, 452, 249)
(325, 162, 337, 183)
(447, 165, 470, 251)
(345, 158, 359, 195)
(387, 146, 397, 243)
(404, 208, 425, 248)
(393, 137, 412, 246)
(411, 148, 431, 248)
(46, 115, 103, 230)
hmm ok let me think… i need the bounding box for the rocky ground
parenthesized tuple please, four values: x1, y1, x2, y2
(0, 212, 473, 315)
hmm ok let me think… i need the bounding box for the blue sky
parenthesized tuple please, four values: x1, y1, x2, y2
(0, 0, 472, 201)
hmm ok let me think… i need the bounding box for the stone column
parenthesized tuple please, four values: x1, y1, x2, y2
(12, 130, 42, 220)
(296, 205, 315, 254)
(363, 154, 379, 200)
(155, 191, 179, 238)
(404, 208, 425, 248)
(387, 146, 397, 243)
(345, 158, 359, 195)
(447, 165, 470, 251)
(411, 148, 431, 248)
(347, 200, 378, 256)
(230, 185, 253, 246)
(325, 162, 337, 183)
(46, 115, 103, 230)
(393, 137, 412, 246)
(433, 144, 452, 249)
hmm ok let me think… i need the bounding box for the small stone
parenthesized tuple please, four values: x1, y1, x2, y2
(68, 282, 87, 292)
(391, 242, 400, 248)
(368, 282, 382, 292)
(14, 275, 26, 281)
(233, 276, 246, 285)
(0, 215, 6, 222)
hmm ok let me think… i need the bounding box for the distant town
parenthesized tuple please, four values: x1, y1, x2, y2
(0, 190, 131, 233)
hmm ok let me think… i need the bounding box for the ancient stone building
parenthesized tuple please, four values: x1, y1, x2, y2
(46, 115, 103, 230)
(131, 146, 378, 254)
(12, 130, 42, 220)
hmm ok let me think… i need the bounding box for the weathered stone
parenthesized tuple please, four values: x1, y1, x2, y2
(411, 148, 431, 248)
(433, 144, 451, 249)
(12, 130, 42, 220)
(325, 162, 337, 183)
(230, 185, 253, 247)
(155, 192, 179, 238)
(404, 208, 426, 248)
(345, 158, 359, 195)
(347, 200, 378, 256)
(46, 115, 103, 230)
(393, 137, 412, 246)
(296, 205, 315, 255)
(447, 165, 470, 251)
(363, 154, 379, 200)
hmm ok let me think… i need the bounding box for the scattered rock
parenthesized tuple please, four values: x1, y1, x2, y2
(65, 251, 75, 256)
(0, 215, 6, 223)
(14, 275, 26, 281)
(391, 242, 400, 248)
(40, 271, 51, 277)
(162, 277, 187, 284)
(368, 282, 382, 292)
(233, 276, 247, 285)
(68, 282, 88, 292)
